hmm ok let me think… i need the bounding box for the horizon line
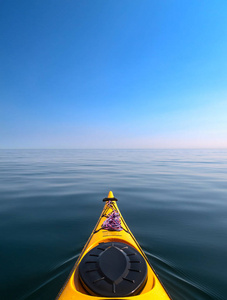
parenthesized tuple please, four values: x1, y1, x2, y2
(0, 147, 227, 150)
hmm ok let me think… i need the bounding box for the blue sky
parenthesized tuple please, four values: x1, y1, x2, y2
(1, 0, 227, 148)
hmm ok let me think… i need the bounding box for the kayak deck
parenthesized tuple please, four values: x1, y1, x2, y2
(56, 193, 171, 299)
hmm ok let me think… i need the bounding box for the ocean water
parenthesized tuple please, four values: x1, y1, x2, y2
(0, 149, 226, 300)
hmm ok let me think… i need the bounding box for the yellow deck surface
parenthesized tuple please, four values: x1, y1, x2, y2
(56, 195, 171, 300)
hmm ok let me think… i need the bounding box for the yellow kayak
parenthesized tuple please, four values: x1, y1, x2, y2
(56, 192, 171, 300)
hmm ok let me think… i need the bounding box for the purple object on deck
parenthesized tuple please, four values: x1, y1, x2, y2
(101, 201, 123, 231)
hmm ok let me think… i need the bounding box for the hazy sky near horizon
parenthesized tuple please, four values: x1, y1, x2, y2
(1, 0, 227, 149)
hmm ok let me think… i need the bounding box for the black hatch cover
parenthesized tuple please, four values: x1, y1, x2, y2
(78, 242, 147, 297)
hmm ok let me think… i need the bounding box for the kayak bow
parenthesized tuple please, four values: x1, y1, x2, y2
(56, 192, 171, 299)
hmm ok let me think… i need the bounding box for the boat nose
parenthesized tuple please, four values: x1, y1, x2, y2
(107, 191, 114, 198)
(103, 191, 118, 202)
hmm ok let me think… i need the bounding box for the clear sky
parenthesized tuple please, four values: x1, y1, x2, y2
(1, 0, 227, 149)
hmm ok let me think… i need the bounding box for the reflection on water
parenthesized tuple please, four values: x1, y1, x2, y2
(0, 149, 226, 300)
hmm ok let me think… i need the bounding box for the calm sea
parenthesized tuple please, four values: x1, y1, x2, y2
(0, 149, 226, 300)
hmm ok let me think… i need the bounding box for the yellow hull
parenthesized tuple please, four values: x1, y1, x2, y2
(56, 193, 171, 300)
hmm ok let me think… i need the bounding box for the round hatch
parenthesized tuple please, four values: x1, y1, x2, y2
(78, 242, 147, 297)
